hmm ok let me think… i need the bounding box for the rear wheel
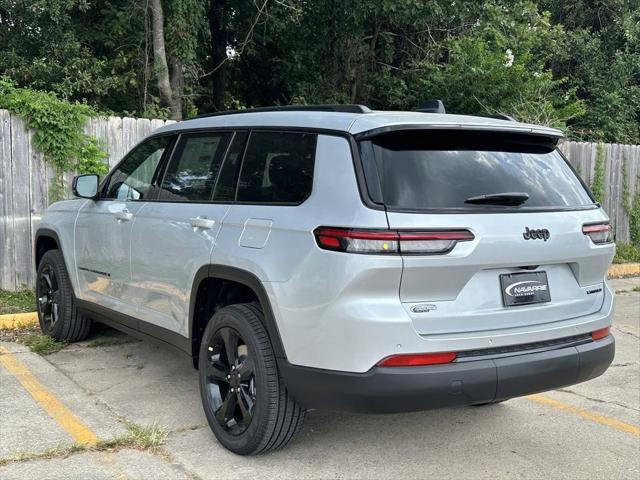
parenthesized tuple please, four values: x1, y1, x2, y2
(36, 249, 91, 342)
(198, 303, 305, 455)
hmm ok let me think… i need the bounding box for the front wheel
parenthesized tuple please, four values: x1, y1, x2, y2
(198, 303, 305, 455)
(36, 249, 91, 342)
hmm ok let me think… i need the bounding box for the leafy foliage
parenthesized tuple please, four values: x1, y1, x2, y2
(613, 243, 640, 264)
(0, 0, 638, 141)
(224, 0, 631, 137)
(0, 78, 108, 200)
(0, 289, 35, 315)
(622, 157, 640, 247)
(590, 143, 606, 205)
(541, 0, 640, 143)
(629, 189, 640, 247)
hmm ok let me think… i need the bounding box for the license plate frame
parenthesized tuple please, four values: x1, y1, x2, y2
(500, 271, 551, 307)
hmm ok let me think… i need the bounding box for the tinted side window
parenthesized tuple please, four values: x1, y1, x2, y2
(213, 131, 248, 202)
(159, 133, 230, 201)
(104, 136, 173, 200)
(236, 131, 316, 204)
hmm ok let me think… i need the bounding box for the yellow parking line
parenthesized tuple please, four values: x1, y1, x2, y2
(527, 394, 640, 436)
(0, 346, 98, 445)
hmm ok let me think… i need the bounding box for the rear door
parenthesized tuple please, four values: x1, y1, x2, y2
(213, 130, 317, 280)
(129, 130, 245, 336)
(359, 129, 614, 336)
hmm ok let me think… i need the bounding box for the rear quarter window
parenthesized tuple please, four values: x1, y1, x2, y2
(359, 130, 595, 212)
(236, 131, 317, 204)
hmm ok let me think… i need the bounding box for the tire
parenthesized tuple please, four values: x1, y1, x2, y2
(198, 303, 306, 455)
(36, 249, 91, 342)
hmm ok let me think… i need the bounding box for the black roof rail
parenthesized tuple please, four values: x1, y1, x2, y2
(414, 100, 446, 114)
(471, 113, 517, 122)
(193, 104, 372, 119)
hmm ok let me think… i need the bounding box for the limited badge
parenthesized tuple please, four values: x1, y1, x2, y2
(411, 304, 437, 313)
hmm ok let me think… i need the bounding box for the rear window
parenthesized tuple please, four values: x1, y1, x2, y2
(359, 130, 595, 212)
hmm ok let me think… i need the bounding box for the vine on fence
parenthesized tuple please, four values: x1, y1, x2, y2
(630, 188, 640, 247)
(622, 156, 630, 214)
(590, 142, 606, 205)
(0, 78, 108, 201)
(618, 152, 639, 248)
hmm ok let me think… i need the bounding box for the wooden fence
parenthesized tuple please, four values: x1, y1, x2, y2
(0, 108, 639, 290)
(557, 142, 640, 244)
(0, 110, 175, 290)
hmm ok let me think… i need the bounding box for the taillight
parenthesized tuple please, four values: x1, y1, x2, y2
(591, 327, 611, 340)
(377, 352, 457, 367)
(582, 223, 613, 244)
(313, 227, 474, 255)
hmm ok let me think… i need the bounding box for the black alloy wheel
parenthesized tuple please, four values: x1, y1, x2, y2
(198, 303, 306, 455)
(203, 326, 256, 435)
(37, 264, 61, 332)
(35, 249, 91, 341)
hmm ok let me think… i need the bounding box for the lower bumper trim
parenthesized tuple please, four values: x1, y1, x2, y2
(278, 335, 615, 414)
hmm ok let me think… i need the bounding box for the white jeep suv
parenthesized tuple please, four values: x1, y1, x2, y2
(35, 104, 615, 454)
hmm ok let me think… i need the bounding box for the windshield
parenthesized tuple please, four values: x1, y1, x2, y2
(359, 130, 595, 212)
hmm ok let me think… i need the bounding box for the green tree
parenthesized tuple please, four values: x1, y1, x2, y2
(541, 0, 640, 142)
(1, 0, 637, 141)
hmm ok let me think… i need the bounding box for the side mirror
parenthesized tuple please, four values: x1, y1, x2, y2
(72, 174, 99, 199)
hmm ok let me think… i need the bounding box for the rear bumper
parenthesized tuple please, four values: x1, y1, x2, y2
(279, 335, 614, 413)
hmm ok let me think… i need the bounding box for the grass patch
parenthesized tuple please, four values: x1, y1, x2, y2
(0, 289, 36, 315)
(21, 334, 66, 355)
(0, 422, 169, 466)
(97, 422, 169, 452)
(0, 443, 88, 467)
(613, 243, 640, 263)
(632, 286, 640, 292)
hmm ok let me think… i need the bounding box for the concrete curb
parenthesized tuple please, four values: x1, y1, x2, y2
(0, 312, 38, 330)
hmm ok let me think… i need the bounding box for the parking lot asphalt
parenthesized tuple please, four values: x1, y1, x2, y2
(0, 278, 638, 479)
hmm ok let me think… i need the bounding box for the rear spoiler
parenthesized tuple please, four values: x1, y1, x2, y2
(354, 123, 564, 143)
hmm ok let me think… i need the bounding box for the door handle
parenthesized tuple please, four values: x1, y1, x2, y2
(114, 209, 133, 222)
(190, 217, 216, 229)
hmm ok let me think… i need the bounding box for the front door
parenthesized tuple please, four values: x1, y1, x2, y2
(74, 135, 175, 317)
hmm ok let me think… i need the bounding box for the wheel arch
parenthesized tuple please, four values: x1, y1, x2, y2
(34, 227, 83, 301)
(189, 265, 287, 367)
(35, 228, 63, 269)
(33, 228, 62, 268)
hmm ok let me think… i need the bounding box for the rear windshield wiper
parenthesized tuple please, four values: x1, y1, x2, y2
(464, 192, 529, 206)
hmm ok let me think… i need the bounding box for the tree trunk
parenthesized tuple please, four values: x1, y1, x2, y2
(150, 0, 175, 116)
(208, 0, 227, 111)
(170, 57, 184, 120)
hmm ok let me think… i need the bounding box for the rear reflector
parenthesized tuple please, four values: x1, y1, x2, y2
(314, 227, 474, 255)
(377, 352, 457, 367)
(591, 327, 611, 341)
(582, 223, 613, 244)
